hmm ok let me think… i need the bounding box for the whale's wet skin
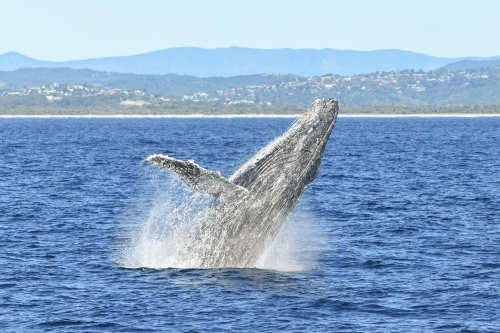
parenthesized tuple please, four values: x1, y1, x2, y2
(141, 99, 338, 268)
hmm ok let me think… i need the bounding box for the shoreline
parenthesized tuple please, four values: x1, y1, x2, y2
(2, 113, 500, 118)
(0, 114, 301, 119)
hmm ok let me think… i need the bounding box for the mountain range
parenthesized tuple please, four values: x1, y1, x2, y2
(1, 47, 500, 77)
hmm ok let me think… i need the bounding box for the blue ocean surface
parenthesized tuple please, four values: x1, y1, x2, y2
(1, 116, 499, 332)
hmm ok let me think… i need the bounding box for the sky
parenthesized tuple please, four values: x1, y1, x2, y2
(1, 0, 499, 61)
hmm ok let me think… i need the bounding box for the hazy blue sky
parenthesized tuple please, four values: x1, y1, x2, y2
(1, 0, 499, 61)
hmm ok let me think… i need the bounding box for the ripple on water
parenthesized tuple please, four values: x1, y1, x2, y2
(0, 117, 499, 332)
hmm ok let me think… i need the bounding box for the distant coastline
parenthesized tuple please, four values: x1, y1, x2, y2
(2, 113, 500, 119)
(2, 104, 500, 118)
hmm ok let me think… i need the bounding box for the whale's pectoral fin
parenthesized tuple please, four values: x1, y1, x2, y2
(146, 154, 248, 198)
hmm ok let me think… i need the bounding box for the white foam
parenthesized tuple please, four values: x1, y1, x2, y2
(256, 212, 325, 272)
(118, 171, 323, 272)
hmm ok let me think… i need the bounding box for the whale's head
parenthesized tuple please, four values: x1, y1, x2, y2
(287, 98, 339, 183)
(229, 98, 338, 189)
(297, 98, 338, 136)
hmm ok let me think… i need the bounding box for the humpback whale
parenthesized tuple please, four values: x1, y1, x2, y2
(147, 98, 339, 268)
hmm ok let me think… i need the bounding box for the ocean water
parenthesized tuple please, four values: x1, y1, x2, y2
(1, 116, 499, 332)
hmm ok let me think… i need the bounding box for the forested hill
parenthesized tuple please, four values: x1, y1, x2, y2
(1, 66, 500, 107)
(0, 68, 297, 94)
(441, 59, 500, 72)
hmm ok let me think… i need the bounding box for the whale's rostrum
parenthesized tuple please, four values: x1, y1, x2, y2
(147, 98, 339, 268)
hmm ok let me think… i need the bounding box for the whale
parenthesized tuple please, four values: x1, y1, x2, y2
(147, 98, 339, 268)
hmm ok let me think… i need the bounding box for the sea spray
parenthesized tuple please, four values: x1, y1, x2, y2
(120, 167, 323, 271)
(256, 211, 325, 272)
(120, 168, 213, 269)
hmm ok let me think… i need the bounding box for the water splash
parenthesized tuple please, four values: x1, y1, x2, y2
(119, 168, 323, 272)
(256, 212, 324, 272)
